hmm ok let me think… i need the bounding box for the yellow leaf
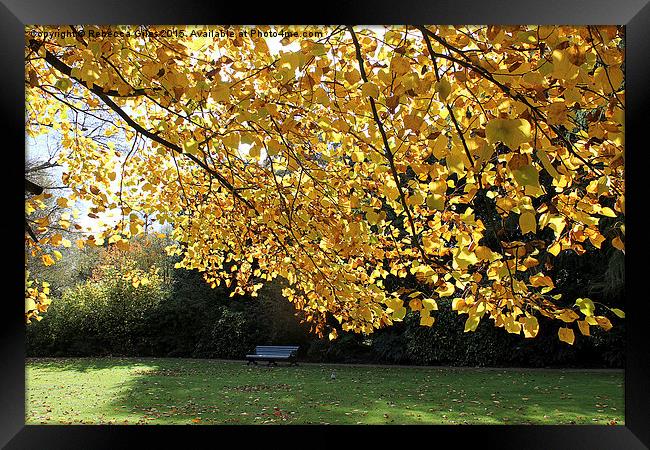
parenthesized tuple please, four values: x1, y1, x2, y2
(351, 151, 365, 163)
(437, 282, 455, 297)
(446, 146, 466, 176)
(435, 78, 451, 101)
(310, 43, 327, 57)
(505, 315, 522, 334)
(249, 145, 261, 159)
(426, 194, 445, 211)
(511, 164, 540, 189)
(558, 327, 575, 345)
(552, 50, 579, 80)
(392, 306, 407, 321)
(361, 82, 380, 99)
(485, 118, 531, 149)
(212, 83, 231, 102)
(141, 62, 161, 79)
(558, 309, 579, 323)
(519, 211, 537, 234)
(366, 209, 381, 225)
(222, 133, 240, 150)
(344, 69, 361, 85)
(547, 216, 566, 238)
(455, 249, 478, 270)
(184, 139, 199, 155)
(475, 246, 494, 261)
(267, 139, 283, 156)
(536, 148, 561, 180)
(404, 114, 423, 132)
(546, 101, 568, 125)
(575, 298, 595, 316)
(464, 315, 481, 332)
(42, 254, 55, 266)
(422, 298, 438, 311)
(595, 316, 613, 331)
(358, 306, 372, 321)
(420, 313, 434, 327)
(313, 87, 330, 105)
(390, 55, 410, 75)
(599, 207, 616, 218)
(577, 320, 590, 336)
(595, 65, 623, 93)
(530, 274, 554, 288)
(50, 234, 63, 246)
(409, 298, 422, 311)
(26, 297, 37, 314)
(55, 78, 72, 91)
(452, 298, 466, 311)
(587, 230, 606, 249)
(522, 316, 539, 338)
(611, 308, 625, 319)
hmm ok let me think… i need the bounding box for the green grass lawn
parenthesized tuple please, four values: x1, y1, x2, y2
(26, 358, 624, 425)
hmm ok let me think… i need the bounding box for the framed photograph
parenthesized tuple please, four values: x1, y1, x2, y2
(5, 0, 648, 448)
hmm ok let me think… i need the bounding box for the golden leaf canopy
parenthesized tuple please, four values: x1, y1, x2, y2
(25, 25, 624, 342)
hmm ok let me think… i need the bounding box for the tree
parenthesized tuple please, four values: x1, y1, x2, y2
(24, 25, 625, 343)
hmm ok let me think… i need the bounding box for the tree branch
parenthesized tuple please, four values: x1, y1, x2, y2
(347, 26, 440, 268)
(25, 178, 44, 195)
(25, 219, 39, 242)
(28, 39, 159, 98)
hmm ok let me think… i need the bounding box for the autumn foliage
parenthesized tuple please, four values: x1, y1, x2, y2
(25, 25, 625, 344)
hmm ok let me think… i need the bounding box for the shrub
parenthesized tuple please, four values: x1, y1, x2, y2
(192, 309, 265, 359)
(27, 264, 168, 356)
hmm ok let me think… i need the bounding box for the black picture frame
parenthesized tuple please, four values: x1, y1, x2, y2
(4, 1, 648, 448)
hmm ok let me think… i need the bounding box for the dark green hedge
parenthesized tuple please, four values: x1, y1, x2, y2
(27, 268, 624, 368)
(302, 303, 624, 368)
